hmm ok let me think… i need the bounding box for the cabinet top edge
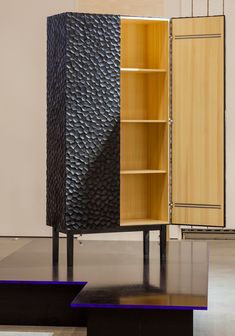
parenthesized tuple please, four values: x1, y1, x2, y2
(121, 16, 170, 22)
(47, 12, 170, 22)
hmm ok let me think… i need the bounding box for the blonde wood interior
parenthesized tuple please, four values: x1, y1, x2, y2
(121, 174, 169, 223)
(121, 72, 168, 120)
(172, 16, 224, 226)
(121, 20, 169, 69)
(172, 16, 224, 36)
(120, 18, 169, 226)
(121, 123, 168, 170)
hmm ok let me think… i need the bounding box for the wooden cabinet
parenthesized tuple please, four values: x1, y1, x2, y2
(47, 14, 225, 234)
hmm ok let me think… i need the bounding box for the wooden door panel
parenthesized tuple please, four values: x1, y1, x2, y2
(172, 16, 224, 226)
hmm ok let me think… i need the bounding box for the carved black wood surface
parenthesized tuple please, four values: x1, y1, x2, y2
(47, 13, 120, 232)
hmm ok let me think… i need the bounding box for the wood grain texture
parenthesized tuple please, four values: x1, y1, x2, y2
(121, 72, 168, 120)
(121, 123, 168, 170)
(120, 18, 169, 225)
(121, 174, 149, 220)
(120, 219, 169, 225)
(172, 16, 224, 226)
(120, 20, 169, 120)
(173, 207, 223, 226)
(121, 20, 168, 69)
(120, 174, 169, 223)
(172, 16, 224, 36)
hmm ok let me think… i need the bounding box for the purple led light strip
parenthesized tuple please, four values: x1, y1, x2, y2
(71, 302, 207, 311)
(0, 280, 87, 286)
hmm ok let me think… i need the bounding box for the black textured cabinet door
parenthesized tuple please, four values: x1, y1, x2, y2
(47, 13, 120, 233)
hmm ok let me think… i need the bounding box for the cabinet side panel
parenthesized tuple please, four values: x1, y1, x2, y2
(172, 16, 224, 226)
(46, 14, 67, 230)
(65, 14, 120, 231)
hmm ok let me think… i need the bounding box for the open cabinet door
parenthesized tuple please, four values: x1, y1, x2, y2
(172, 16, 225, 226)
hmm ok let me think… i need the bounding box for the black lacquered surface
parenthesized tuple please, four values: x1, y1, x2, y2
(71, 240, 208, 310)
(0, 239, 208, 310)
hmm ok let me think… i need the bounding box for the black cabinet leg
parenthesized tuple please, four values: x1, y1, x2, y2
(52, 227, 59, 266)
(67, 232, 74, 268)
(143, 230, 150, 287)
(143, 230, 150, 261)
(160, 225, 167, 263)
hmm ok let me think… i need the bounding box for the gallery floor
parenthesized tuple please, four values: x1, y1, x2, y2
(0, 237, 234, 336)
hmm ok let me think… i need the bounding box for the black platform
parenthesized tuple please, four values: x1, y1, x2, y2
(0, 238, 208, 333)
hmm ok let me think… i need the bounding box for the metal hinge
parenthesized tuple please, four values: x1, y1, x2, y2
(169, 203, 173, 223)
(169, 119, 173, 125)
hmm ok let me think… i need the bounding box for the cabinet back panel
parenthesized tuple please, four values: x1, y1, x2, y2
(121, 175, 148, 219)
(121, 123, 168, 170)
(121, 23, 148, 68)
(120, 174, 169, 221)
(121, 20, 169, 69)
(121, 73, 168, 120)
(172, 16, 224, 226)
(149, 174, 169, 221)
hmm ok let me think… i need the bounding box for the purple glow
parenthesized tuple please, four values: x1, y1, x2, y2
(0, 280, 87, 286)
(71, 302, 208, 311)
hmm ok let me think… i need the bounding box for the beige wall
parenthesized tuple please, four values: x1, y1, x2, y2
(0, 0, 233, 238)
(0, 0, 76, 236)
(225, 1, 235, 230)
(77, 0, 164, 16)
(164, 0, 224, 17)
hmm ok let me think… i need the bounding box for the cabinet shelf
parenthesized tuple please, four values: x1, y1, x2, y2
(121, 120, 167, 123)
(121, 219, 169, 226)
(121, 68, 166, 73)
(121, 170, 166, 175)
